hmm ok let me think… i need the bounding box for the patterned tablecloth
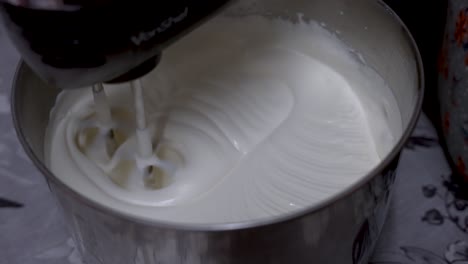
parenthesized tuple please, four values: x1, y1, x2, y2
(1, 15, 468, 264)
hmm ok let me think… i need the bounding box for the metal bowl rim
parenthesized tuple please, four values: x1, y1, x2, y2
(10, 0, 425, 232)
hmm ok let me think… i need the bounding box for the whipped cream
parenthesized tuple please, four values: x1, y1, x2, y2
(44, 15, 401, 224)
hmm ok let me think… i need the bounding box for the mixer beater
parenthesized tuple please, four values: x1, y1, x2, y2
(83, 80, 179, 191)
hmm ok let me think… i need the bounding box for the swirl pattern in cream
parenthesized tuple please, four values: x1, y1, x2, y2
(45, 15, 400, 224)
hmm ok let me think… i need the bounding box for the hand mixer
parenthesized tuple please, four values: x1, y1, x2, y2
(0, 0, 233, 191)
(0, 0, 232, 88)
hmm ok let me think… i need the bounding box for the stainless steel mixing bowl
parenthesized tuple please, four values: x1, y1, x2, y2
(11, 0, 423, 263)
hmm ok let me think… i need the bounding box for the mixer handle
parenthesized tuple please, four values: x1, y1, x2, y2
(0, 0, 233, 88)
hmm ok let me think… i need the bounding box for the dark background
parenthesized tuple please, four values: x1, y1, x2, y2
(384, 0, 448, 130)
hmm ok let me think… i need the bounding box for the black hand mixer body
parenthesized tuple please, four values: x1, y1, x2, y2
(0, 0, 232, 89)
